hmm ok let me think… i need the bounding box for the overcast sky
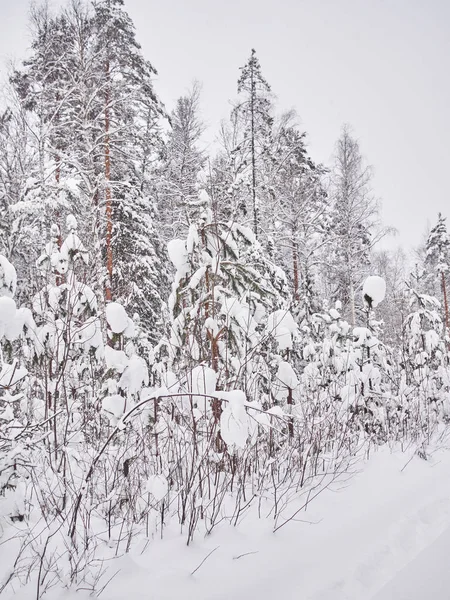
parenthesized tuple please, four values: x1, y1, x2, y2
(1, 0, 450, 252)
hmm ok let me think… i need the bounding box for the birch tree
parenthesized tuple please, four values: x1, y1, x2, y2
(328, 126, 385, 325)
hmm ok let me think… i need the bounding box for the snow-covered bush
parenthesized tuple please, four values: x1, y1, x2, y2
(0, 255, 32, 528)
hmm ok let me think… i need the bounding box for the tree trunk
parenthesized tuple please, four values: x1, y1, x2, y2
(287, 386, 294, 439)
(250, 63, 257, 237)
(55, 111, 63, 287)
(104, 59, 113, 302)
(292, 241, 299, 302)
(442, 271, 449, 331)
(349, 280, 356, 327)
(55, 174, 63, 285)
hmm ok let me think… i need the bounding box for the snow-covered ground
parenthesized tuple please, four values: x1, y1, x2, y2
(7, 441, 450, 600)
(373, 524, 450, 600)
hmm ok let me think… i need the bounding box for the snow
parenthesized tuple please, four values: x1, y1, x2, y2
(329, 307, 340, 320)
(136, 448, 450, 597)
(50, 251, 69, 274)
(119, 355, 149, 395)
(187, 333, 200, 360)
(233, 223, 257, 245)
(372, 526, 450, 600)
(265, 405, 285, 418)
(105, 302, 129, 334)
(186, 224, 199, 254)
(188, 265, 206, 289)
(253, 302, 266, 323)
(0, 298, 31, 342)
(15, 445, 450, 600)
(204, 317, 219, 336)
(425, 329, 440, 352)
(146, 474, 169, 501)
(4, 307, 28, 341)
(188, 365, 217, 412)
(60, 232, 88, 264)
(0, 255, 17, 298)
(222, 297, 258, 344)
(123, 317, 136, 338)
(198, 189, 210, 206)
(75, 317, 103, 352)
(71, 282, 97, 316)
(0, 360, 27, 387)
(105, 345, 129, 373)
(363, 275, 386, 308)
(217, 390, 249, 448)
(267, 309, 298, 350)
(276, 361, 299, 389)
(102, 394, 126, 422)
(66, 213, 78, 231)
(0, 297, 17, 327)
(353, 326, 377, 348)
(57, 214, 88, 265)
(0, 404, 14, 421)
(167, 238, 190, 285)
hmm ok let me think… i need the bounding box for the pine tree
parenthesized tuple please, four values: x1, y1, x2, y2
(0, 103, 42, 301)
(0, 253, 31, 524)
(270, 115, 329, 312)
(165, 191, 286, 390)
(91, 0, 165, 304)
(10, 5, 72, 239)
(426, 213, 450, 332)
(402, 279, 450, 438)
(230, 49, 274, 236)
(12, 0, 167, 333)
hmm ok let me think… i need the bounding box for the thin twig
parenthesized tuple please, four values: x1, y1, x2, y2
(190, 546, 219, 576)
(96, 569, 120, 597)
(233, 551, 259, 560)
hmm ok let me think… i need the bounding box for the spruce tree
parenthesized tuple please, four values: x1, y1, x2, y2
(159, 83, 205, 240)
(426, 213, 450, 332)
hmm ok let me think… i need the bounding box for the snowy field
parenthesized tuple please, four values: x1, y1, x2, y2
(5, 443, 450, 600)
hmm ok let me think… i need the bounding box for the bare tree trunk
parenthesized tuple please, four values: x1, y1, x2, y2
(55, 102, 63, 286)
(292, 241, 299, 302)
(349, 280, 356, 327)
(104, 59, 113, 301)
(287, 386, 294, 440)
(250, 64, 257, 237)
(442, 271, 449, 331)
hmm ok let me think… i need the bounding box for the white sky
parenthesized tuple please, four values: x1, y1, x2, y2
(1, 0, 450, 252)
